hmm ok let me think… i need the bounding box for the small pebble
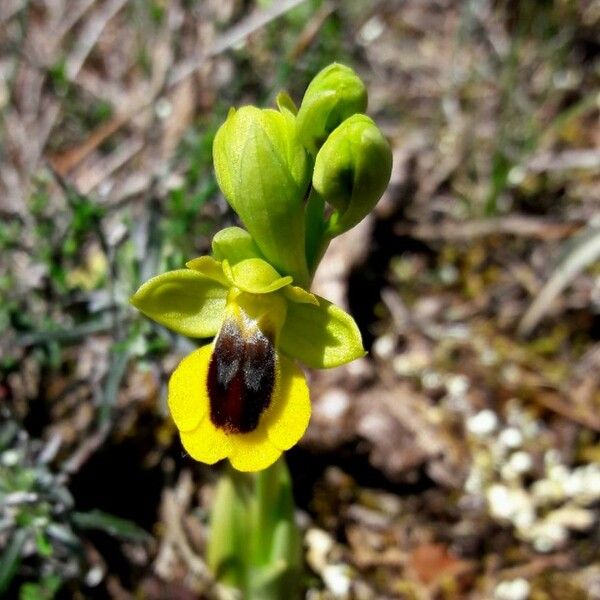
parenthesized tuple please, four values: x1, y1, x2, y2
(513, 507, 535, 530)
(494, 578, 530, 600)
(486, 484, 532, 523)
(85, 566, 104, 587)
(546, 505, 595, 531)
(322, 564, 353, 597)
(306, 528, 334, 572)
(359, 16, 385, 44)
(509, 451, 533, 474)
(373, 334, 396, 359)
(467, 410, 498, 436)
(498, 427, 523, 449)
(532, 522, 567, 553)
(155, 97, 172, 119)
(1, 450, 20, 467)
(422, 370, 443, 390)
(531, 479, 566, 504)
(548, 464, 570, 485)
(544, 449, 562, 468)
(507, 166, 526, 186)
(447, 374, 469, 397)
(317, 390, 350, 422)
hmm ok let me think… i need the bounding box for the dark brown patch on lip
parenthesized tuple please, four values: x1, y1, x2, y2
(207, 314, 276, 434)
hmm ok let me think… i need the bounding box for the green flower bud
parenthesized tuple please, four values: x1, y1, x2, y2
(313, 114, 392, 237)
(213, 105, 311, 287)
(296, 62, 367, 155)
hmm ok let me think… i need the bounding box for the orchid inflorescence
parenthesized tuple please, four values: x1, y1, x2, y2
(131, 63, 392, 472)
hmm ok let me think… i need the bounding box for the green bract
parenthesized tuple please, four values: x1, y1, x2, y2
(130, 250, 365, 370)
(313, 113, 393, 237)
(296, 63, 367, 156)
(213, 106, 311, 287)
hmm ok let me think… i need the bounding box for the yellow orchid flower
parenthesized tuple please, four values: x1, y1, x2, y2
(131, 227, 365, 472)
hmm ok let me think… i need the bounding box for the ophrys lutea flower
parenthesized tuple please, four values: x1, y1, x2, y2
(131, 227, 365, 471)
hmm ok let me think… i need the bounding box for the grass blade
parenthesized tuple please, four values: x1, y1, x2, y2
(519, 226, 600, 335)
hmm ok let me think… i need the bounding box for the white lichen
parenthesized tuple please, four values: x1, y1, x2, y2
(463, 400, 600, 553)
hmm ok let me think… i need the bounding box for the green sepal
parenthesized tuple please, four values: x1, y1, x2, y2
(130, 269, 227, 338)
(314, 114, 392, 238)
(223, 258, 293, 295)
(276, 91, 297, 115)
(213, 105, 311, 286)
(185, 255, 229, 286)
(279, 295, 366, 368)
(296, 62, 367, 156)
(283, 285, 319, 305)
(211, 227, 265, 265)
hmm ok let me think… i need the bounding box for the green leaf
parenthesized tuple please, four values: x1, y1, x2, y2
(211, 227, 265, 265)
(248, 560, 292, 600)
(280, 296, 366, 368)
(45, 524, 81, 550)
(223, 258, 292, 295)
(19, 575, 61, 600)
(34, 531, 53, 558)
(0, 529, 27, 595)
(72, 510, 151, 543)
(130, 269, 227, 338)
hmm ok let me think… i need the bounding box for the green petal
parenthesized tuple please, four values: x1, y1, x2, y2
(131, 270, 227, 337)
(185, 255, 229, 286)
(211, 227, 264, 265)
(279, 296, 366, 368)
(222, 258, 293, 295)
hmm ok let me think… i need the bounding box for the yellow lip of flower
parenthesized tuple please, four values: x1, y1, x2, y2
(168, 289, 310, 471)
(130, 239, 365, 472)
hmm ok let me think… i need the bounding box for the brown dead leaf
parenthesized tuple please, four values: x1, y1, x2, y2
(161, 77, 196, 161)
(406, 543, 472, 586)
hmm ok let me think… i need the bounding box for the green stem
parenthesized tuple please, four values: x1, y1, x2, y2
(304, 188, 325, 275)
(207, 459, 302, 599)
(248, 458, 301, 599)
(304, 188, 334, 281)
